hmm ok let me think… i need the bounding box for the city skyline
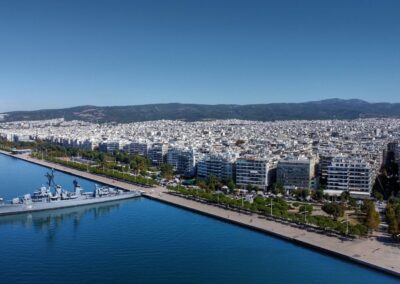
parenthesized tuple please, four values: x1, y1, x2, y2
(1, 0, 399, 112)
(1, 1, 400, 281)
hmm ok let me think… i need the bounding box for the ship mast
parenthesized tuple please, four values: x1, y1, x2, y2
(45, 169, 56, 188)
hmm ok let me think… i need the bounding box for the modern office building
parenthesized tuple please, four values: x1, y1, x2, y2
(326, 156, 373, 197)
(236, 157, 269, 190)
(98, 141, 120, 154)
(147, 143, 168, 166)
(384, 142, 400, 178)
(167, 147, 196, 177)
(387, 142, 399, 161)
(276, 157, 314, 190)
(123, 141, 149, 156)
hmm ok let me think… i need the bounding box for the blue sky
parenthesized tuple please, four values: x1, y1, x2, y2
(0, 0, 399, 112)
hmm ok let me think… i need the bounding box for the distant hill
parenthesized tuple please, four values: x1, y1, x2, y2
(2, 99, 400, 123)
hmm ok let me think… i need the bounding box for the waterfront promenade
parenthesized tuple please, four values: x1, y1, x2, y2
(1, 151, 399, 278)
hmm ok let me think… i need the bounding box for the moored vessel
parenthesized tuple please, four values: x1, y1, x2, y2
(0, 169, 141, 216)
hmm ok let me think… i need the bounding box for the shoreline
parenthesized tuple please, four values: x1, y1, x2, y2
(145, 193, 400, 278)
(1, 151, 399, 278)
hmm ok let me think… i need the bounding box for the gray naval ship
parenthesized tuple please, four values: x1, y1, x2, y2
(0, 169, 141, 216)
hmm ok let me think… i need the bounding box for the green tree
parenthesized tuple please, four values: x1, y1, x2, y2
(206, 175, 220, 191)
(364, 201, 380, 232)
(312, 190, 324, 201)
(386, 199, 400, 238)
(340, 191, 350, 202)
(160, 163, 174, 179)
(348, 198, 357, 208)
(272, 183, 284, 195)
(130, 155, 150, 174)
(373, 190, 384, 202)
(226, 179, 235, 191)
(321, 203, 344, 219)
(293, 189, 310, 200)
(386, 206, 399, 235)
(246, 184, 256, 192)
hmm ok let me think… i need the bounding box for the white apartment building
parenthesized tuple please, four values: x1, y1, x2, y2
(236, 157, 269, 190)
(326, 156, 373, 197)
(197, 153, 234, 181)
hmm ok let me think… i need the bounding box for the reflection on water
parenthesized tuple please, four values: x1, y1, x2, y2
(0, 199, 139, 243)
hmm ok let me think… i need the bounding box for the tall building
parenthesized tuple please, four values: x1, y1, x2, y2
(73, 139, 95, 150)
(123, 142, 149, 156)
(167, 147, 196, 177)
(326, 156, 373, 197)
(98, 141, 120, 154)
(236, 157, 269, 190)
(197, 153, 234, 181)
(147, 143, 168, 166)
(276, 157, 314, 190)
(387, 142, 399, 161)
(385, 142, 400, 178)
(318, 153, 335, 185)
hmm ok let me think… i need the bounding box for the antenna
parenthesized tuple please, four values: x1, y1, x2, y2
(45, 169, 56, 188)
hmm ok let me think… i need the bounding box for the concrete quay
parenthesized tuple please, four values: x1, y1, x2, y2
(1, 151, 399, 278)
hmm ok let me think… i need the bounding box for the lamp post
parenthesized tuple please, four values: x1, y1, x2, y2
(341, 213, 349, 236)
(270, 198, 273, 217)
(299, 209, 310, 223)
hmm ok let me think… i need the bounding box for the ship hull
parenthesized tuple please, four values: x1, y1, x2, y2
(0, 192, 141, 216)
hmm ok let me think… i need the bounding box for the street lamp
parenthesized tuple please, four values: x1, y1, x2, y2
(340, 213, 349, 236)
(270, 198, 273, 217)
(299, 209, 310, 223)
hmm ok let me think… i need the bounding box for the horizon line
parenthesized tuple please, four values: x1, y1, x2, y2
(3, 98, 400, 113)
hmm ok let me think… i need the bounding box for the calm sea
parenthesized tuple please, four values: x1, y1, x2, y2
(0, 154, 398, 284)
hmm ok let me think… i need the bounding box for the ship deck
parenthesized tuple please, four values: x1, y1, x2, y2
(0, 192, 141, 216)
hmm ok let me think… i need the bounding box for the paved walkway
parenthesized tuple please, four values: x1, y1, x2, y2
(2, 151, 399, 277)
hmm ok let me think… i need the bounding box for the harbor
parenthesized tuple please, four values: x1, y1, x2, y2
(0, 150, 399, 278)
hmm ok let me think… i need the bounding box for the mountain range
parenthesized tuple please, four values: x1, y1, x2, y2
(1, 99, 400, 123)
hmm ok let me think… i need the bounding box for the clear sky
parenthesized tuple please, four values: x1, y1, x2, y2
(0, 0, 399, 112)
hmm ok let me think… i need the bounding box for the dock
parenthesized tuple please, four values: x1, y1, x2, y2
(1, 151, 399, 278)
